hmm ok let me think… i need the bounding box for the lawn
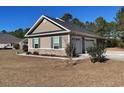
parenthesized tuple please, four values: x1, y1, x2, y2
(0, 50, 124, 87)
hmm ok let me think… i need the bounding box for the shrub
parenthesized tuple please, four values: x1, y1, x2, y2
(26, 51, 32, 55)
(106, 39, 118, 47)
(33, 51, 39, 55)
(87, 44, 106, 63)
(118, 41, 124, 48)
(65, 43, 77, 57)
(41, 54, 56, 56)
(13, 44, 20, 50)
(106, 39, 124, 48)
(23, 45, 28, 52)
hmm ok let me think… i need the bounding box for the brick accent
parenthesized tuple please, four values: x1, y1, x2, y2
(28, 48, 66, 56)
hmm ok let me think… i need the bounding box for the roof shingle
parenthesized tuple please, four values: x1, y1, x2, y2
(0, 33, 21, 44)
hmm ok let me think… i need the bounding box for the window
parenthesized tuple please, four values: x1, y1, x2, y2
(52, 36, 61, 49)
(32, 38, 40, 48)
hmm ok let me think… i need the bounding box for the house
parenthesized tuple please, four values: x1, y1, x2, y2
(0, 33, 21, 49)
(25, 15, 105, 56)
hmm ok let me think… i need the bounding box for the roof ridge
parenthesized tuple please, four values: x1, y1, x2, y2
(25, 15, 102, 38)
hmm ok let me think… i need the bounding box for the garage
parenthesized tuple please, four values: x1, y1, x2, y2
(71, 37, 96, 54)
(84, 37, 96, 52)
(72, 36, 82, 54)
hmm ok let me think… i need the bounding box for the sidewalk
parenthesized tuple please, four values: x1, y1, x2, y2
(18, 53, 89, 61)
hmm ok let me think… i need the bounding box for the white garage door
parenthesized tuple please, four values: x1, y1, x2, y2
(85, 39, 95, 51)
(72, 37, 82, 54)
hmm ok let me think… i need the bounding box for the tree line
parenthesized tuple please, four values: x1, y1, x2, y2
(61, 7, 124, 40)
(0, 6, 124, 41)
(0, 28, 30, 39)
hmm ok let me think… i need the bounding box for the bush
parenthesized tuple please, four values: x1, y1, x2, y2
(33, 51, 39, 55)
(118, 41, 124, 48)
(65, 43, 77, 57)
(26, 51, 32, 55)
(41, 54, 57, 57)
(23, 45, 28, 52)
(87, 44, 106, 63)
(106, 39, 124, 48)
(106, 39, 118, 47)
(13, 44, 20, 50)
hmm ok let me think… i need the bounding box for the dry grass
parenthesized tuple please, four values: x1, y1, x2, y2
(0, 50, 124, 87)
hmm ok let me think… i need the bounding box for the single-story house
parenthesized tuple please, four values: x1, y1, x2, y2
(25, 15, 105, 56)
(0, 33, 21, 49)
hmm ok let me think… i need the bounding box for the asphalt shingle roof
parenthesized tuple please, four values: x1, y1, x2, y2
(26, 15, 104, 39)
(0, 33, 21, 44)
(45, 15, 83, 31)
(45, 16, 104, 39)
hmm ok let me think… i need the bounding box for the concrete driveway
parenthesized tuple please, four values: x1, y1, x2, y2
(106, 51, 124, 61)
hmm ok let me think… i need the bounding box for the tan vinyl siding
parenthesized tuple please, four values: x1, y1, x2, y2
(28, 34, 69, 56)
(28, 34, 69, 49)
(28, 38, 32, 49)
(61, 35, 69, 48)
(40, 37, 51, 48)
(32, 19, 62, 34)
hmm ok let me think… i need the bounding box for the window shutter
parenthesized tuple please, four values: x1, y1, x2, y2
(51, 37, 53, 48)
(39, 38, 40, 48)
(59, 36, 62, 48)
(32, 38, 34, 48)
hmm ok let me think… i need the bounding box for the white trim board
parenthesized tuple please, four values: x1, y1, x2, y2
(25, 15, 71, 37)
(25, 30, 70, 37)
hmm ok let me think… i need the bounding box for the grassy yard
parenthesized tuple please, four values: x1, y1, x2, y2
(0, 50, 124, 86)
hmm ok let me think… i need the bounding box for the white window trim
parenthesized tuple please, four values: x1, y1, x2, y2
(25, 30, 69, 37)
(52, 36, 60, 49)
(32, 38, 40, 48)
(68, 34, 70, 44)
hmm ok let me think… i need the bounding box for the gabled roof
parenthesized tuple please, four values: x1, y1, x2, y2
(45, 15, 83, 31)
(0, 33, 21, 44)
(25, 15, 104, 39)
(25, 15, 71, 37)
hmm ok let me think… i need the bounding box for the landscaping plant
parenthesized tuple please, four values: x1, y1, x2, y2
(65, 43, 77, 58)
(65, 43, 77, 64)
(13, 44, 20, 50)
(26, 51, 32, 55)
(22, 45, 28, 52)
(33, 51, 39, 55)
(87, 44, 106, 63)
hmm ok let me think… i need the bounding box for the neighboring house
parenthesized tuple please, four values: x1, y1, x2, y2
(25, 15, 105, 56)
(0, 33, 21, 49)
(19, 38, 28, 50)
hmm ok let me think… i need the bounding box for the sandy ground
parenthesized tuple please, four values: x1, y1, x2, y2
(0, 50, 124, 87)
